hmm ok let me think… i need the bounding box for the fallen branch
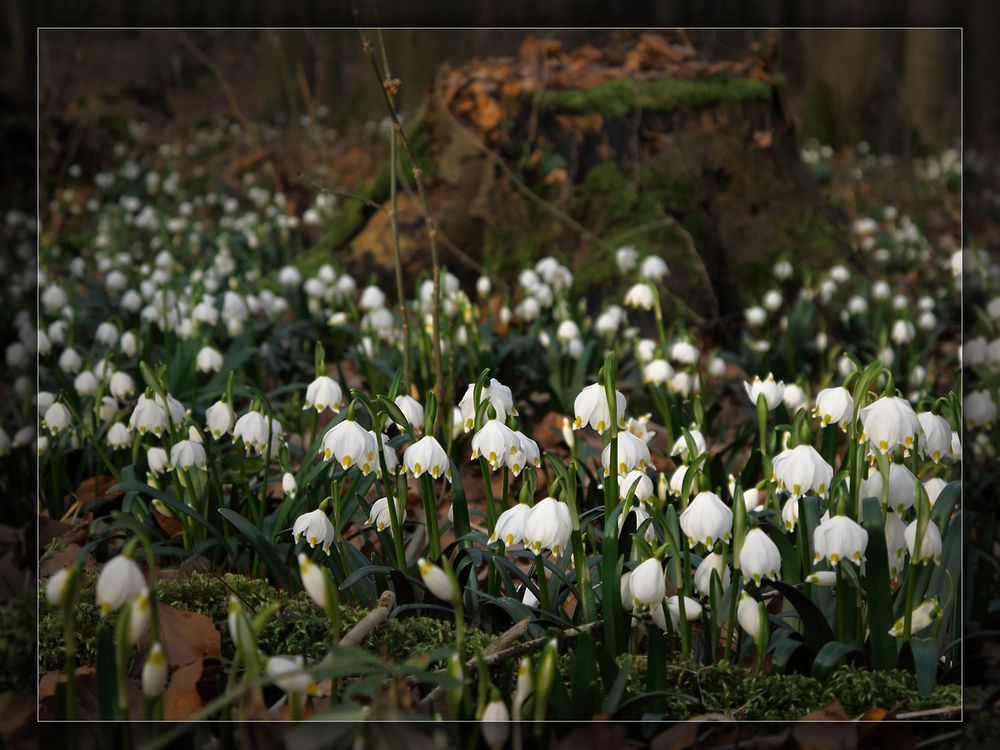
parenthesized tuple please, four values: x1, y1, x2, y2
(341, 590, 396, 647)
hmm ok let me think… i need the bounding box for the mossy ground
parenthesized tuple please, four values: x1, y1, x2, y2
(541, 77, 773, 119)
(37, 571, 488, 675)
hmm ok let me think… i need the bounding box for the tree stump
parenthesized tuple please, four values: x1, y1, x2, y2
(337, 32, 849, 324)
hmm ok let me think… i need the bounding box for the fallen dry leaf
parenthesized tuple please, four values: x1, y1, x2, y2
(753, 129, 774, 149)
(135, 603, 221, 670)
(40, 543, 95, 577)
(164, 658, 204, 721)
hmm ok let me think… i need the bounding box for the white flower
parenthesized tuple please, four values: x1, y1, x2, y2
(58, 347, 82, 373)
(46, 568, 72, 607)
(366, 496, 407, 535)
(109, 371, 136, 400)
(507, 430, 540, 476)
(694, 552, 731, 596)
(524, 497, 572, 557)
(744, 373, 785, 411)
(643, 358, 674, 385)
(293, 510, 335, 554)
(143, 447, 168, 477)
(859, 396, 921, 454)
(472, 419, 519, 471)
(170, 439, 206, 471)
(737, 592, 766, 640)
(369, 430, 398, 476)
(205, 400, 235, 439)
(458, 378, 516, 432)
(771, 444, 833, 498)
(965, 390, 997, 427)
(773, 259, 793, 280)
(620, 503, 656, 544)
(626, 415, 655, 444)
(805, 571, 837, 586)
(556, 319, 581, 344)
(813, 387, 854, 428)
(194, 346, 223, 373)
(640, 255, 669, 280)
(321, 419, 377, 474)
(393, 394, 425, 432)
(917, 412, 951, 463)
(282, 472, 297, 498)
(904, 519, 943, 564)
(482, 698, 511, 749)
(745, 306, 766, 327)
(670, 428, 707, 459)
(43, 402, 72, 435)
(96, 554, 145, 616)
(573, 382, 626, 433)
(128, 587, 152, 645)
(816, 515, 868, 565)
(298, 553, 330, 607)
(890, 320, 915, 345)
(489, 504, 531, 547)
(662, 596, 703, 629)
(107, 422, 131, 449)
(629, 557, 666, 611)
(615, 245, 638, 272)
(782, 384, 808, 413)
(266, 655, 319, 696)
(129, 394, 169, 437)
(668, 465, 689, 496)
(418, 557, 456, 601)
(669, 370, 699, 396)
(619, 469, 654, 504)
(885, 511, 907, 578)
(601, 431, 650, 476)
(636, 339, 657, 363)
(403, 435, 451, 481)
(624, 283, 655, 310)
(669, 341, 699, 365)
(303, 376, 343, 414)
(781, 496, 801, 531)
(358, 285, 386, 311)
(860, 462, 917, 513)
(889, 599, 940, 637)
(679, 491, 733, 548)
(739, 528, 781, 584)
(74, 371, 100, 397)
(763, 289, 783, 311)
(142, 643, 168, 697)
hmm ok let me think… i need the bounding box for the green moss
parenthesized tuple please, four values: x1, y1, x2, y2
(0, 594, 36, 691)
(542, 77, 773, 119)
(39, 571, 488, 674)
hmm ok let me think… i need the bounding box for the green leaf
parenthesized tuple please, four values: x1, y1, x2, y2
(601, 654, 632, 715)
(811, 640, 861, 682)
(96, 624, 119, 720)
(218, 508, 296, 590)
(908, 637, 940, 698)
(769, 580, 835, 649)
(338, 564, 393, 592)
(861, 497, 897, 670)
(772, 636, 810, 674)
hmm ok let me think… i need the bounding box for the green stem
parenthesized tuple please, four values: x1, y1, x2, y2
(535, 554, 550, 614)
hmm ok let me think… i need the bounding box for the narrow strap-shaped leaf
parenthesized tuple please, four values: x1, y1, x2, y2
(861, 497, 898, 670)
(218, 508, 296, 590)
(769, 579, 835, 649)
(811, 640, 861, 682)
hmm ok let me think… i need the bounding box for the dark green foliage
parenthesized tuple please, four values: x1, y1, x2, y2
(0, 594, 36, 691)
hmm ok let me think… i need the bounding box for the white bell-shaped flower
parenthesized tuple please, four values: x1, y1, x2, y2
(418, 557, 456, 601)
(737, 592, 766, 640)
(303, 376, 344, 414)
(195, 346, 224, 373)
(904, 519, 943, 565)
(859, 396, 921, 454)
(393, 394, 425, 432)
(601, 431, 650, 476)
(572, 382, 626, 433)
(619, 469, 654, 504)
(813, 386, 854, 429)
(142, 643, 167, 697)
(489, 503, 532, 546)
(739, 528, 781, 584)
(403, 435, 451, 481)
(293, 509, 336, 553)
(96, 554, 146, 616)
(471, 419, 519, 470)
(815, 515, 868, 565)
(523, 497, 572, 557)
(506, 430, 541, 476)
(744, 373, 785, 411)
(266, 655, 319, 696)
(679, 491, 733, 548)
(889, 599, 940, 637)
(624, 282, 655, 310)
(917, 411, 951, 463)
(642, 358, 674, 385)
(169, 439, 207, 471)
(628, 557, 666, 611)
(205, 400, 234, 439)
(859, 462, 917, 513)
(298, 553, 329, 607)
(457, 378, 516, 432)
(670, 428, 708, 459)
(694, 551, 731, 596)
(885, 511, 908, 578)
(321, 419, 377, 475)
(109, 371, 136, 400)
(365, 496, 407, 535)
(619, 503, 656, 545)
(771, 444, 833, 498)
